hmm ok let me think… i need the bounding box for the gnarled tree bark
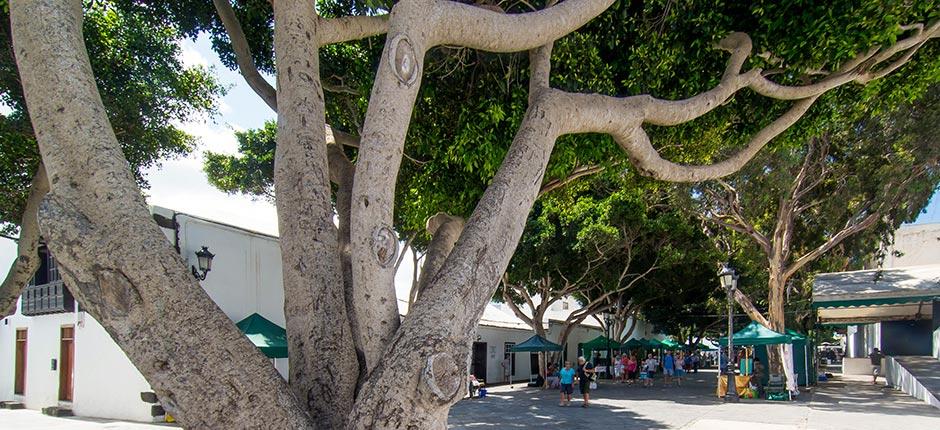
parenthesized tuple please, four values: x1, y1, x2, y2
(10, 1, 312, 427)
(0, 163, 48, 318)
(14, 0, 938, 427)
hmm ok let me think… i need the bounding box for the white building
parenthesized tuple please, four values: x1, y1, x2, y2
(817, 222, 940, 368)
(1, 206, 655, 422)
(881, 222, 940, 268)
(0, 207, 289, 421)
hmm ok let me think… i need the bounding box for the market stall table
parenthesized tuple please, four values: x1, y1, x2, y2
(717, 374, 753, 398)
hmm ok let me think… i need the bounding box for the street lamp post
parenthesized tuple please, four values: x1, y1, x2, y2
(719, 264, 739, 403)
(604, 312, 612, 380)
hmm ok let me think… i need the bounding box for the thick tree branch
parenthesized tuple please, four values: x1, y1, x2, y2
(552, 25, 933, 182)
(10, 1, 311, 427)
(318, 15, 390, 46)
(564, 92, 819, 182)
(538, 164, 605, 196)
(528, 43, 553, 100)
(414, 213, 465, 301)
(731, 288, 770, 327)
(783, 212, 879, 279)
(500, 280, 536, 329)
(212, 0, 277, 111)
(348, 72, 563, 426)
(272, 1, 358, 425)
(435, 0, 614, 52)
(0, 163, 49, 318)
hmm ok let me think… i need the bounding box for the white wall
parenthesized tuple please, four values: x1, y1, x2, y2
(883, 223, 940, 268)
(0, 302, 76, 409)
(175, 214, 285, 326)
(71, 315, 152, 422)
(474, 325, 536, 384)
(1, 208, 289, 422)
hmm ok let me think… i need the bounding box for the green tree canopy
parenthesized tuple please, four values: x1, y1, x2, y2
(204, 0, 939, 248)
(0, 0, 223, 233)
(688, 84, 940, 334)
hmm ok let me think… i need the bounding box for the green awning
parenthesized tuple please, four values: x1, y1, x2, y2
(812, 295, 939, 309)
(621, 338, 647, 350)
(511, 335, 563, 352)
(581, 335, 621, 352)
(645, 338, 667, 349)
(718, 321, 791, 346)
(236, 313, 288, 359)
(660, 338, 681, 350)
(785, 329, 806, 341)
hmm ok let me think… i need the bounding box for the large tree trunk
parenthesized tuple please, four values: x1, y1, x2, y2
(346, 0, 431, 374)
(766, 266, 788, 374)
(414, 213, 465, 301)
(272, 1, 359, 426)
(10, 1, 312, 427)
(0, 164, 48, 318)
(345, 85, 562, 429)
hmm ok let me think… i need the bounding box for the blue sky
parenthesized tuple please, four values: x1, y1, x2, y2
(0, 34, 938, 294)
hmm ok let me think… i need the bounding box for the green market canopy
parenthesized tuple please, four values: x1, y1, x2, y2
(812, 264, 940, 325)
(785, 329, 806, 341)
(236, 313, 288, 359)
(511, 335, 563, 352)
(660, 338, 681, 350)
(621, 338, 647, 350)
(581, 335, 621, 357)
(645, 338, 667, 349)
(718, 321, 791, 346)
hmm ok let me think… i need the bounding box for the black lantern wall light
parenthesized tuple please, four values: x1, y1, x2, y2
(191, 246, 215, 281)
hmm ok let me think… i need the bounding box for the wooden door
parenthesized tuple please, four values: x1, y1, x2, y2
(14, 329, 27, 395)
(58, 326, 74, 401)
(470, 342, 487, 381)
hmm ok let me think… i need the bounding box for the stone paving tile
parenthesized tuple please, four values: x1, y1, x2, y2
(448, 370, 940, 429)
(0, 409, 172, 429)
(3, 371, 939, 429)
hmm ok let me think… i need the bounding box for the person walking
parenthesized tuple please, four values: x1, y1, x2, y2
(614, 353, 624, 382)
(626, 353, 638, 386)
(642, 353, 658, 387)
(558, 361, 576, 406)
(674, 351, 685, 386)
(576, 356, 596, 407)
(869, 348, 884, 385)
(663, 351, 676, 386)
(619, 353, 629, 383)
(692, 352, 700, 373)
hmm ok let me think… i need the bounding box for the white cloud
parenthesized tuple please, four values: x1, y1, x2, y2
(178, 41, 209, 68)
(178, 120, 241, 157)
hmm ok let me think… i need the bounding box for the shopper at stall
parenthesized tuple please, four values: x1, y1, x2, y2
(576, 356, 596, 407)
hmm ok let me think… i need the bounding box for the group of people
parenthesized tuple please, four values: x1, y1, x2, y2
(551, 350, 706, 407)
(558, 356, 597, 407)
(611, 350, 703, 387)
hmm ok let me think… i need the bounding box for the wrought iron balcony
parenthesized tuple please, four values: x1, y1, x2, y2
(21, 280, 75, 316)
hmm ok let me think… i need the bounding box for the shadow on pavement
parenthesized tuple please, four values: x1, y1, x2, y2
(809, 376, 940, 419)
(448, 388, 669, 429)
(448, 370, 725, 429)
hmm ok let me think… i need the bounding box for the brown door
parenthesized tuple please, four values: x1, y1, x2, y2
(59, 326, 74, 401)
(14, 329, 27, 395)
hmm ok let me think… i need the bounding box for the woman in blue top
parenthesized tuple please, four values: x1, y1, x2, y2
(558, 361, 576, 406)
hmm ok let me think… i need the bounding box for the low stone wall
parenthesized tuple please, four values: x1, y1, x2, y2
(886, 356, 940, 409)
(843, 357, 883, 376)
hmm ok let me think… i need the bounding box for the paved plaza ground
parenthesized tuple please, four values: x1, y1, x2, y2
(2, 370, 939, 429)
(448, 370, 940, 429)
